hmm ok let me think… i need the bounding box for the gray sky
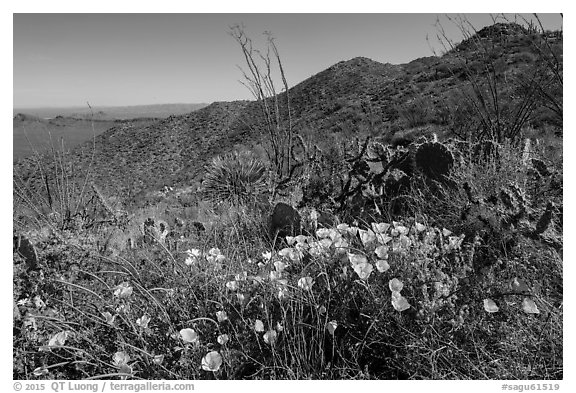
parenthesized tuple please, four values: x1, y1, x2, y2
(13, 13, 563, 108)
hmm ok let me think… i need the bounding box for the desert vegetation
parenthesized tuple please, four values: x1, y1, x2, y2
(13, 18, 562, 380)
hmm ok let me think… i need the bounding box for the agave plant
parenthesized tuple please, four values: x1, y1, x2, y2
(202, 151, 268, 206)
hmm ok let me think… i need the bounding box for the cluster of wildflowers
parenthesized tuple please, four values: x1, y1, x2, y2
(232, 219, 470, 321)
(254, 319, 284, 346)
(184, 247, 226, 268)
(482, 277, 540, 316)
(175, 217, 476, 373)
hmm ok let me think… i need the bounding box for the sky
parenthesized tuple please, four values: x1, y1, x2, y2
(13, 13, 563, 108)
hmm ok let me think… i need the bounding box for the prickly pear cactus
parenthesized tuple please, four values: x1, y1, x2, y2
(414, 142, 454, 181)
(498, 183, 529, 229)
(533, 201, 555, 236)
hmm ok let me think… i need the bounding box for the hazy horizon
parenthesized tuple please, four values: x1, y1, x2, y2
(14, 13, 562, 108)
(14, 102, 209, 110)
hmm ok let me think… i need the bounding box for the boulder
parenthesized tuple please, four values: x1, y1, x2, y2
(269, 203, 301, 244)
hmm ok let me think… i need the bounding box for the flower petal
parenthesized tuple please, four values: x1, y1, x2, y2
(522, 298, 540, 314)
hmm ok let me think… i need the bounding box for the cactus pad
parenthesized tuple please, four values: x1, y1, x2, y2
(415, 142, 454, 180)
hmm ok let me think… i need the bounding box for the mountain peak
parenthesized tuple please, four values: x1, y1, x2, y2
(451, 22, 532, 53)
(475, 22, 528, 38)
(332, 56, 384, 68)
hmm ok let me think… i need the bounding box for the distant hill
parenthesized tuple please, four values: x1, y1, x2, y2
(12, 103, 209, 121)
(14, 23, 562, 200)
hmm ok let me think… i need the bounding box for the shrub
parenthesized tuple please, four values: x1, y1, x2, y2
(408, 139, 562, 268)
(202, 151, 268, 207)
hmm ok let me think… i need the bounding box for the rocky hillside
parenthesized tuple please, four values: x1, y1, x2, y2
(14, 23, 562, 200)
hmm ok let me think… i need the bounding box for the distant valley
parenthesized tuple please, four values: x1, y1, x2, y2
(13, 103, 208, 159)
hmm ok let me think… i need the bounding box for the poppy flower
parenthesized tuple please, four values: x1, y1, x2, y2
(226, 281, 238, 291)
(269, 270, 282, 281)
(180, 328, 199, 344)
(278, 287, 289, 300)
(522, 298, 540, 314)
(446, 235, 464, 250)
(216, 311, 228, 323)
(201, 351, 223, 372)
(376, 234, 393, 244)
(274, 260, 288, 273)
(113, 351, 130, 367)
(237, 293, 246, 303)
(333, 237, 349, 254)
(353, 261, 373, 280)
(326, 320, 338, 335)
(279, 247, 302, 262)
(47, 331, 71, 348)
(371, 222, 391, 234)
(483, 298, 499, 313)
(205, 247, 225, 263)
(358, 229, 377, 247)
(33, 367, 48, 377)
(136, 314, 151, 329)
(34, 296, 46, 309)
(102, 311, 116, 326)
(415, 222, 426, 232)
(391, 291, 411, 311)
(511, 278, 530, 293)
(263, 330, 278, 345)
(391, 222, 409, 236)
(388, 278, 404, 292)
(310, 210, 319, 222)
(113, 282, 133, 299)
(254, 319, 265, 332)
(208, 248, 221, 256)
(347, 226, 359, 236)
(375, 259, 390, 273)
(374, 245, 389, 259)
(295, 235, 309, 244)
(185, 248, 201, 266)
(298, 276, 314, 291)
(348, 253, 367, 267)
(319, 238, 333, 249)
